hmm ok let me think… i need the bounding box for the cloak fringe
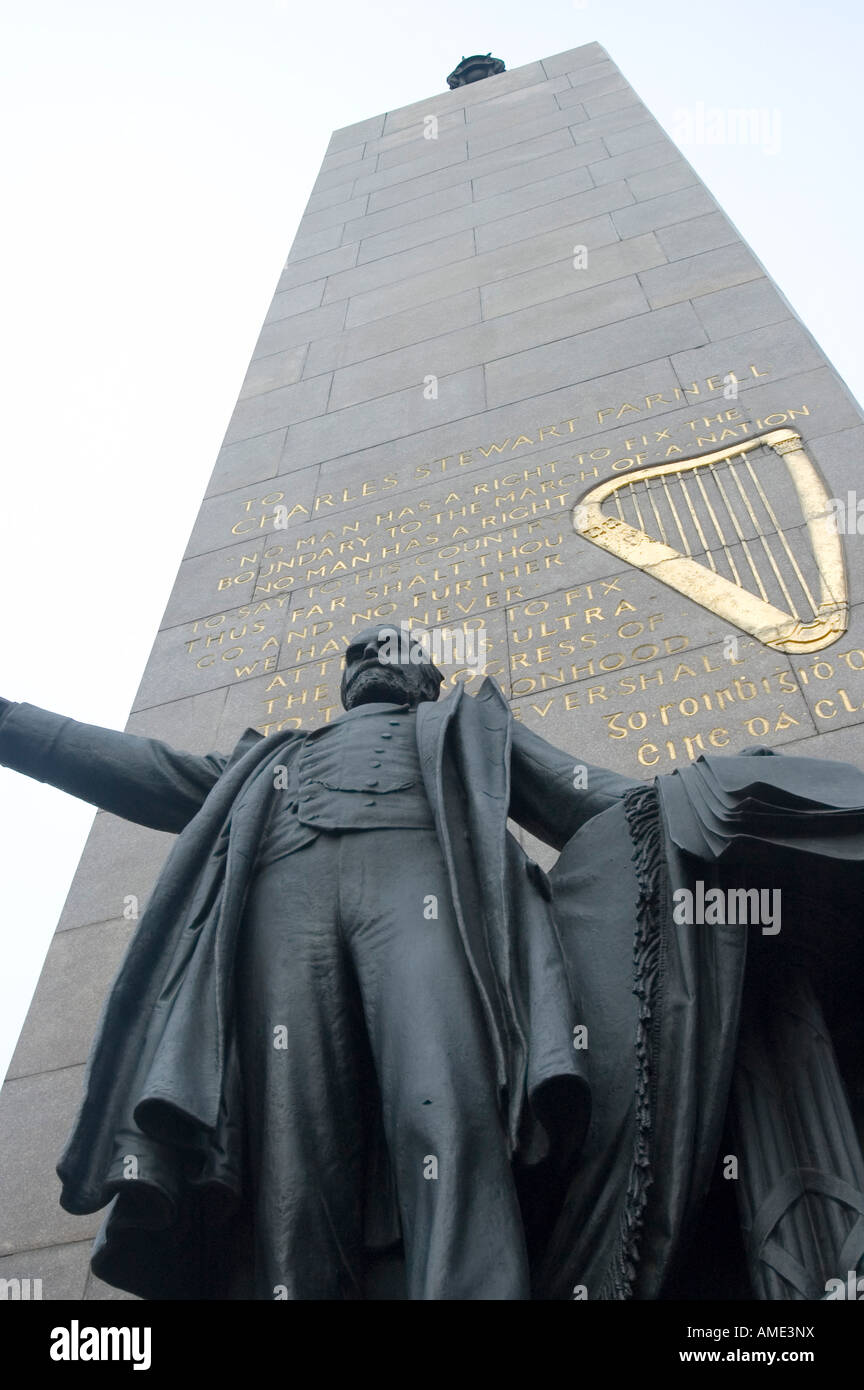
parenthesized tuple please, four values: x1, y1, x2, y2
(595, 782, 663, 1301)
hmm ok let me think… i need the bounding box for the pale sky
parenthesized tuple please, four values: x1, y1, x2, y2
(0, 0, 862, 1082)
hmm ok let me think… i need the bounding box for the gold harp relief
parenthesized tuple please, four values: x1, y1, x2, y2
(572, 429, 848, 654)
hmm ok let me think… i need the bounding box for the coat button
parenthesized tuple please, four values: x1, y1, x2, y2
(364, 799, 377, 807)
(366, 780, 379, 787)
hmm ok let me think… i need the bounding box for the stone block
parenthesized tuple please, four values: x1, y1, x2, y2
(239, 344, 308, 400)
(300, 193, 369, 236)
(7, 918, 137, 1078)
(639, 243, 762, 309)
(263, 280, 325, 325)
(282, 354, 689, 489)
(807, 422, 864, 486)
(222, 374, 332, 448)
(628, 160, 700, 201)
(466, 105, 593, 162)
(791, 601, 864, 736)
(275, 242, 358, 295)
(354, 140, 469, 200)
(565, 60, 623, 91)
(365, 109, 466, 159)
(481, 232, 664, 320)
(671, 319, 822, 397)
(541, 44, 610, 79)
(554, 88, 590, 115)
(0, 1240, 91, 1300)
(691, 278, 792, 341)
(589, 141, 684, 187)
(343, 182, 472, 248)
(252, 300, 347, 360)
(568, 107, 656, 149)
(280, 366, 486, 474)
(285, 222, 344, 263)
(561, 74, 628, 106)
(327, 114, 385, 153)
(380, 61, 549, 137)
(465, 78, 570, 126)
(305, 180, 367, 216)
(323, 231, 475, 308)
(304, 289, 481, 377)
(311, 155, 375, 197)
(133, 591, 291, 710)
(728, 365, 864, 441)
(364, 159, 474, 215)
(320, 141, 366, 168)
(605, 120, 671, 155)
(585, 88, 646, 118)
(356, 163, 599, 266)
(612, 185, 718, 238)
(329, 276, 650, 412)
(357, 127, 579, 206)
(376, 125, 468, 173)
(474, 180, 634, 256)
(55, 811, 175, 933)
(160, 535, 292, 629)
(485, 303, 707, 410)
(781, 722, 864, 766)
(205, 429, 286, 499)
(0, 1067, 103, 1255)
(124, 686, 229, 750)
(656, 212, 738, 261)
(471, 143, 608, 203)
(185, 468, 318, 559)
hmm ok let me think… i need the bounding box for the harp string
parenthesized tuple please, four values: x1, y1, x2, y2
(742, 456, 820, 614)
(603, 447, 823, 618)
(644, 478, 669, 546)
(693, 468, 741, 585)
(627, 480, 648, 538)
(701, 462, 770, 603)
(677, 473, 716, 572)
(726, 458, 801, 619)
(659, 473, 691, 556)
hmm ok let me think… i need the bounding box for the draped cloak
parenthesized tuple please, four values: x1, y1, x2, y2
(2, 681, 863, 1299)
(0, 678, 627, 1297)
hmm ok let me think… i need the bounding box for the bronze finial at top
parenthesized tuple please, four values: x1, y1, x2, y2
(446, 53, 506, 89)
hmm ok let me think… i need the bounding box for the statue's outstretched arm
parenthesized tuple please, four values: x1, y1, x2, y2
(0, 697, 227, 832)
(509, 717, 639, 850)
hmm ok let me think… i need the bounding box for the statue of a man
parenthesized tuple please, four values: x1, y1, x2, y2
(0, 625, 635, 1299)
(2, 623, 864, 1300)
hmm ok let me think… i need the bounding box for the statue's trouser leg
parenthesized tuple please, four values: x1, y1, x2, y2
(235, 835, 371, 1300)
(341, 827, 531, 1300)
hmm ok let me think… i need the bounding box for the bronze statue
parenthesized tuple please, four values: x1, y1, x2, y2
(1, 622, 863, 1300)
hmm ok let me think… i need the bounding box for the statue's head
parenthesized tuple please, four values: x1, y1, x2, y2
(340, 624, 445, 710)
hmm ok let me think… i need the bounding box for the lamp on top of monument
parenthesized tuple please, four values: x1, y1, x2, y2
(446, 54, 506, 88)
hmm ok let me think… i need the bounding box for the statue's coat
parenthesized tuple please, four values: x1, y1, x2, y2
(0, 681, 631, 1296)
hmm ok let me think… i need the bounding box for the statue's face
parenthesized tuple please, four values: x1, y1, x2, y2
(340, 626, 444, 710)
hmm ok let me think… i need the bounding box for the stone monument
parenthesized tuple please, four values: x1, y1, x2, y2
(1, 42, 863, 1301)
